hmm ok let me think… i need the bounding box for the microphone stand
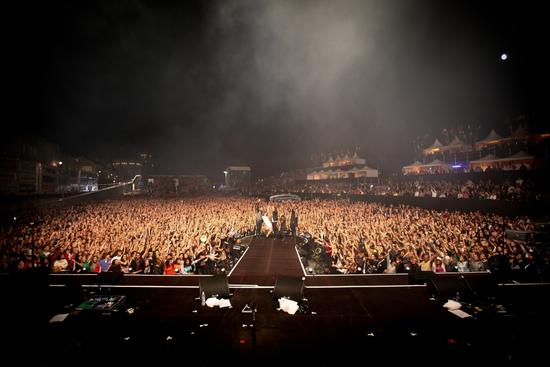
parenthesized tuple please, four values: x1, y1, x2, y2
(251, 302, 257, 351)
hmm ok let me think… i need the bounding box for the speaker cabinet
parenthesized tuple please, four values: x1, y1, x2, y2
(199, 274, 230, 298)
(273, 276, 304, 302)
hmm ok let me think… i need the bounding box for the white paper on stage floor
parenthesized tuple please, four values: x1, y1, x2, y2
(50, 313, 69, 323)
(206, 297, 220, 308)
(278, 298, 299, 315)
(443, 299, 462, 310)
(218, 299, 232, 308)
(205, 297, 231, 308)
(448, 309, 472, 318)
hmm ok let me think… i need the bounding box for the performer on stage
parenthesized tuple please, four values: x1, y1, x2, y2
(262, 212, 273, 238)
(271, 207, 279, 236)
(255, 207, 263, 236)
(290, 209, 298, 237)
(279, 214, 287, 236)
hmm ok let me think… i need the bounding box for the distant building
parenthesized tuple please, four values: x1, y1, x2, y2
(74, 157, 101, 192)
(112, 159, 143, 182)
(469, 151, 535, 172)
(37, 162, 58, 193)
(402, 159, 453, 175)
(139, 152, 154, 176)
(0, 136, 63, 195)
(322, 152, 365, 168)
(0, 157, 18, 194)
(147, 174, 209, 196)
(1, 136, 60, 165)
(52, 156, 103, 194)
(424, 137, 472, 156)
(306, 153, 378, 181)
(411, 125, 550, 173)
(224, 166, 251, 188)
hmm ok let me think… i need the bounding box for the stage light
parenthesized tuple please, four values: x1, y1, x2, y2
(58, 161, 63, 165)
(500, 53, 508, 61)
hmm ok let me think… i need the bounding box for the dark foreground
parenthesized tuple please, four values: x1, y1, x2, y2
(2, 236, 549, 366)
(2, 274, 549, 367)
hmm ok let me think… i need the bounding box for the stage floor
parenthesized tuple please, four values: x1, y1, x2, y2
(2, 278, 548, 366)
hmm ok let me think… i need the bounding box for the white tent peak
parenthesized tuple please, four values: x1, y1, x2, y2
(479, 129, 502, 142)
(426, 138, 443, 149)
(447, 136, 465, 146)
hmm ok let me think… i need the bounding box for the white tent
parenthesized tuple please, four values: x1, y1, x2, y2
(475, 129, 504, 150)
(423, 139, 444, 155)
(469, 151, 534, 171)
(402, 161, 423, 175)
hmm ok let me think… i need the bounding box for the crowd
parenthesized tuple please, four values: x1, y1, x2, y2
(245, 177, 541, 201)
(1, 197, 546, 279)
(0, 198, 254, 275)
(364, 178, 539, 200)
(290, 199, 544, 277)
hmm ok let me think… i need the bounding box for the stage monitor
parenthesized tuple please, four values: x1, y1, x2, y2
(199, 275, 230, 298)
(273, 276, 304, 302)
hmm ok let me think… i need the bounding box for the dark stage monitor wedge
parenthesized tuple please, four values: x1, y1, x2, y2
(273, 276, 304, 302)
(199, 275, 230, 298)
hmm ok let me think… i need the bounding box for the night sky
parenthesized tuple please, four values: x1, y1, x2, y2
(7, 0, 546, 179)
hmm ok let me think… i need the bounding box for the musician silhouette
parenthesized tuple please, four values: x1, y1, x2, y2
(290, 209, 298, 237)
